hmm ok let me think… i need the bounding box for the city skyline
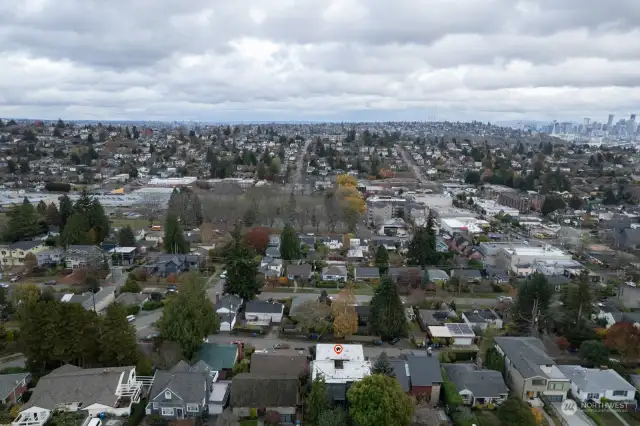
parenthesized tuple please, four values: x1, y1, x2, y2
(1, 0, 640, 122)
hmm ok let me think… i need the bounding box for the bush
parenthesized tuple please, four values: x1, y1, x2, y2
(166, 273, 178, 284)
(315, 280, 342, 289)
(6, 330, 14, 342)
(125, 399, 147, 426)
(126, 305, 141, 316)
(121, 279, 142, 293)
(142, 300, 163, 311)
(132, 268, 147, 281)
(491, 283, 503, 293)
(264, 411, 280, 425)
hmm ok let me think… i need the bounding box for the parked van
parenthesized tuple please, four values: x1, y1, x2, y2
(126, 315, 136, 323)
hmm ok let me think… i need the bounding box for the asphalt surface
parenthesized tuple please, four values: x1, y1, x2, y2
(286, 138, 312, 192)
(399, 146, 427, 183)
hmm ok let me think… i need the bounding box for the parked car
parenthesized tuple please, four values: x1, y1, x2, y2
(390, 337, 401, 345)
(44, 280, 57, 286)
(0, 282, 9, 288)
(126, 315, 136, 323)
(10, 275, 21, 283)
(273, 343, 290, 350)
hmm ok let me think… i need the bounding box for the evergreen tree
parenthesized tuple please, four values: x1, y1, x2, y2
(167, 188, 203, 227)
(224, 223, 261, 300)
(374, 245, 389, 274)
(163, 214, 189, 254)
(372, 352, 395, 377)
(562, 272, 594, 328)
(37, 200, 47, 216)
(280, 225, 301, 260)
(61, 212, 90, 246)
(2, 200, 40, 242)
(369, 275, 408, 340)
(306, 376, 329, 425)
(348, 374, 414, 426)
(117, 226, 136, 246)
(58, 194, 73, 231)
(99, 303, 139, 366)
(514, 273, 553, 333)
(157, 273, 219, 357)
(407, 213, 439, 266)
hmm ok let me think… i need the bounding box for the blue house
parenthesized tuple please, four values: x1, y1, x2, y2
(146, 254, 200, 277)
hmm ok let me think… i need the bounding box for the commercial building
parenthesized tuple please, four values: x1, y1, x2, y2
(497, 245, 571, 276)
(146, 177, 197, 187)
(474, 199, 519, 218)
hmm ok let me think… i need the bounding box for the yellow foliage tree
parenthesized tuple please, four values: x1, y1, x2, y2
(332, 285, 358, 339)
(336, 174, 358, 187)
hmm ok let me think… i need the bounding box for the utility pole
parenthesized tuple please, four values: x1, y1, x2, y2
(530, 298, 539, 339)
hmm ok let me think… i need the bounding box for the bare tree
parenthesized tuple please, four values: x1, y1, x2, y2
(295, 300, 332, 335)
(137, 192, 164, 224)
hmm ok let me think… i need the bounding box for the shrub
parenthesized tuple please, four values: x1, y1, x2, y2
(264, 411, 280, 425)
(6, 330, 14, 342)
(132, 267, 147, 281)
(491, 283, 503, 293)
(166, 273, 178, 284)
(126, 305, 141, 316)
(142, 300, 163, 311)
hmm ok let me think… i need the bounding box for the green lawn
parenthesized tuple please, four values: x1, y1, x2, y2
(109, 217, 152, 229)
(619, 412, 640, 426)
(265, 286, 374, 295)
(587, 410, 626, 426)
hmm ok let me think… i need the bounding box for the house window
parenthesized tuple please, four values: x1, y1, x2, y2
(531, 379, 546, 386)
(164, 391, 172, 400)
(548, 382, 564, 390)
(334, 360, 344, 369)
(280, 414, 294, 424)
(161, 407, 174, 416)
(612, 390, 627, 397)
(186, 404, 198, 412)
(587, 393, 599, 400)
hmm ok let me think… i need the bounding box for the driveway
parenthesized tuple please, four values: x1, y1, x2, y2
(552, 402, 597, 426)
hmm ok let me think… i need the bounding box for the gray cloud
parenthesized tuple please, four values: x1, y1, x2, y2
(1, 0, 639, 121)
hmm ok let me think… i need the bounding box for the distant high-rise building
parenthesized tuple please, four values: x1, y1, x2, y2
(584, 118, 590, 127)
(629, 114, 637, 135)
(607, 114, 614, 130)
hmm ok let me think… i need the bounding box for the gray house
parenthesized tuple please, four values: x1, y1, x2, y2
(65, 245, 103, 269)
(442, 364, 508, 407)
(146, 369, 211, 419)
(36, 248, 65, 267)
(494, 337, 570, 403)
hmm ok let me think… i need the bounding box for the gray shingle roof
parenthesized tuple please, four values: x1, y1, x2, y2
(558, 366, 635, 394)
(407, 356, 442, 386)
(443, 364, 508, 399)
(0, 373, 30, 400)
(245, 300, 284, 314)
(21, 365, 134, 411)
(230, 374, 298, 407)
(354, 267, 379, 279)
(389, 359, 410, 392)
(250, 351, 308, 376)
(150, 371, 207, 403)
(494, 336, 554, 379)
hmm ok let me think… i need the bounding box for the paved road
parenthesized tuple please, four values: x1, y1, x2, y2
(0, 354, 26, 369)
(399, 146, 427, 183)
(286, 138, 312, 192)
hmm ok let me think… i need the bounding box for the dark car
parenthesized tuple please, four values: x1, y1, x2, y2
(44, 280, 57, 286)
(390, 337, 401, 345)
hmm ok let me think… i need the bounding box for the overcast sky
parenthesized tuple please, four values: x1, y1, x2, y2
(1, 0, 640, 123)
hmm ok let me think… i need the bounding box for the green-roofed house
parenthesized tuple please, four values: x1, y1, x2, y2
(193, 343, 240, 380)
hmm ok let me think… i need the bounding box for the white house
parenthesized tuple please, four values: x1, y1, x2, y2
(244, 301, 284, 324)
(13, 365, 143, 426)
(428, 323, 476, 346)
(321, 265, 348, 282)
(558, 366, 637, 403)
(311, 344, 371, 384)
(461, 309, 504, 331)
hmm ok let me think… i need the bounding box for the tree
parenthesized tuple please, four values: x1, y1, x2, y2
(294, 300, 331, 334)
(45, 203, 61, 227)
(541, 195, 566, 216)
(561, 272, 593, 328)
(336, 185, 365, 232)
(332, 286, 358, 339)
(117, 226, 136, 246)
(465, 171, 481, 184)
(605, 322, 640, 361)
(224, 224, 262, 300)
(157, 273, 220, 357)
(2, 200, 40, 242)
(24, 253, 37, 270)
(348, 374, 414, 426)
(37, 200, 47, 216)
(369, 275, 407, 340)
(306, 376, 329, 426)
(372, 352, 395, 377)
(85, 274, 100, 312)
(514, 273, 553, 334)
(602, 188, 618, 205)
(58, 194, 73, 231)
(496, 397, 537, 426)
(317, 408, 347, 426)
(121, 279, 142, 293)
(60, 212, 90, 246)
(280, 225, 301, 260)
(163, 214, 189, 254)
(99, 303, 139, 366)
(579, 340, 609, 366)
(245, 227, 269, 253)
(268, 157, 281, 176)
(375, 245, 389, 274)
(568, 195, 583, 210)
(407, 213, 440, 267)
(167, 188, 203, 227)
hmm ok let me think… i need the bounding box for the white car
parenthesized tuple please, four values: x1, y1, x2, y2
(626, 281, 637, 287)
(126, 315, 136, 323)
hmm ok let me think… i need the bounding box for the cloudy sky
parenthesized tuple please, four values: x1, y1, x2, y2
(1, 0, 640, 123)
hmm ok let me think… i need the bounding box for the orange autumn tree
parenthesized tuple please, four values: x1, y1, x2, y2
(332, 285, 358, 339)
(335, 174, 365, 232)
(605, 322, 640, 361)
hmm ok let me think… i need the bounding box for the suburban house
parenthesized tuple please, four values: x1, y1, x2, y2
(406, 356, 442, 404)
(442, 364, 508, 407)
(311, 344, 371, 404)
(428, 323, 476, 346)
(426, 269, 449, 283)
(418, 308, 458, 328)
(14, 365, 143, 426)
(59, 287, 116, 312)
(321, 265, 348, 282)
(215, 295, 242, 332)
(260, 257, 283, 279)
(286, 264, 312, 281)
(146, 369, 210, 419)
(230, 374, 299, 424)
(0, 372, 31, 405)
(194, 343, 240, 380)
(0, 240, 46, 267)
(167, 360, 230, 415)
(250, 350, 309, 376)
(450, 268, 482, 283)
(461, 309, 504, 330)
(593, 303, 640, 328)
(558, 365, 637, 404)
(353, 267, 380, 282)
(355, 306, 370, 327)
(245, 301, 285, 324)
(145, 254, 200, 277)
(64, 245, 103, 269)
(494, 336, 571, 403)
(36, 248, 65, 267)
(109, 247, 138, 266)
